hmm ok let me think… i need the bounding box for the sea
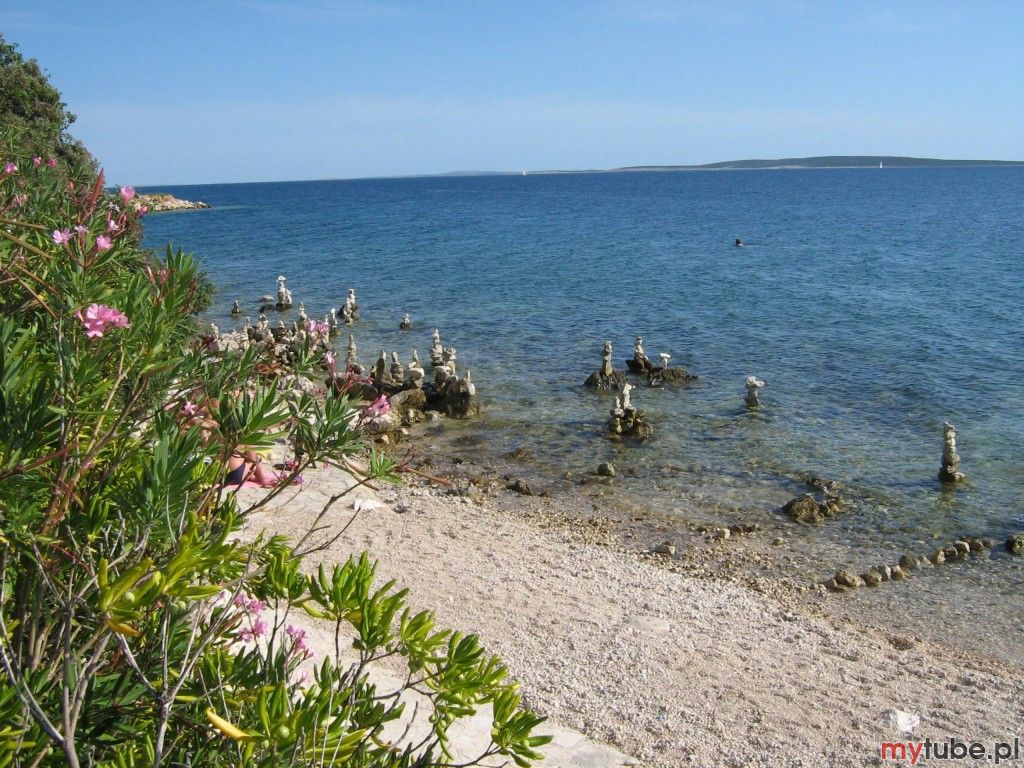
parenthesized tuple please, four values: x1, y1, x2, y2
(141, 167, 1024, 662)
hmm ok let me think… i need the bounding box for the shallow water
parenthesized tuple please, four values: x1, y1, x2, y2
(142, 168, 1024, 659)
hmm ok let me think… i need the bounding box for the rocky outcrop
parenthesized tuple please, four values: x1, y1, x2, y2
(388, 388, 427, 424)
(135, 193, 210, 213)
(647, 365, 696, 387)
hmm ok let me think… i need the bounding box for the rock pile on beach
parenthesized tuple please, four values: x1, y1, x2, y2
(212, 281, 482, 442)
(326, 328, 480, 440)
(607, 381, 653, 441)
(826, 534, 999, 592)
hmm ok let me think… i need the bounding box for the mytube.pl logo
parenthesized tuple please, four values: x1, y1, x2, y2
(881, 737, 1021, 765)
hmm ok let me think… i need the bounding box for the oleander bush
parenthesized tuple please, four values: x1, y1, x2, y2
(0, 147, 549, 767)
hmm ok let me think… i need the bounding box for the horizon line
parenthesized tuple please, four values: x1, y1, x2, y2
(131, 154, 1024, 189)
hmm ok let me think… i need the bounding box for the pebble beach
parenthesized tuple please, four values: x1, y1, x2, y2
(234, 450, 1024, 768)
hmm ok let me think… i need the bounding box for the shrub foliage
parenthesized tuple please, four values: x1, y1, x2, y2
(0, 148, 548, 765)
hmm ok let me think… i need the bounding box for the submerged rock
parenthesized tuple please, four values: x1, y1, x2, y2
(647, 365, 697, 387)
(1006, 533, 1024, 555)
(782, 492, 841, 524)
(506, 478, 533, 496)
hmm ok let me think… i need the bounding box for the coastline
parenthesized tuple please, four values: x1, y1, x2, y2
(234, 443, 1024, 768)
(134, 192, 210, 212)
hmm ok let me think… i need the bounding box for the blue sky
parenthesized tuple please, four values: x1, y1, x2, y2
(3, 1, 1022, 185)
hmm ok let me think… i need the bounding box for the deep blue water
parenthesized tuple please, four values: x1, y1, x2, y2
(141, 168, 1024, 567)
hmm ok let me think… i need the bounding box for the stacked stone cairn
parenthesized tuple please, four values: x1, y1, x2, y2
(275, 275, 293, 310)
(345, 334, 362, 373)
(339, 328, 481, 439)
(425, 329, 478, 417)
(625, 336, 653, 374)
(745, 375, 765, 408)
(340, 288, 359, 325)
(607, 381, 653, 441)
(583, 340, 627, 389)
(220, 283, 481, 439)
(938, 421, 966, 483)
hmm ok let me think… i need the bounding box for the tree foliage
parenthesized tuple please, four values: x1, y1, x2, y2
(0, 34, 95, 174)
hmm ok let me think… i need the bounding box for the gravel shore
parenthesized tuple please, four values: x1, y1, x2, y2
(238, 461, 1024, 768)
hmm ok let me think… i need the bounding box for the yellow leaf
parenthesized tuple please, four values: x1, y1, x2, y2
(105, 618, 141, 637)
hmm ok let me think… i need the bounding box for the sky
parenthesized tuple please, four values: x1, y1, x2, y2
(3, 1, 1022, 185)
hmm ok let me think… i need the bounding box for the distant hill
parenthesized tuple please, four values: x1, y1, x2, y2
(427, 156, 1023, 178)
(614, 155, 1024, 171)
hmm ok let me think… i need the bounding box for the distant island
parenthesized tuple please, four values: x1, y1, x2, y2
(613, 155, 1024, 171)
(426, 156, 1024, 178)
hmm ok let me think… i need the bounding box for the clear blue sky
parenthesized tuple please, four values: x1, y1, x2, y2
(3, 1, 1022, 185)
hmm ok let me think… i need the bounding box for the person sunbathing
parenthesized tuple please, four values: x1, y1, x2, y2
(224, 448, 284, 487)
(179, 392, 294, 488)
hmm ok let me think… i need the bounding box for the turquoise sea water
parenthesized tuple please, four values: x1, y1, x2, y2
(141, 168, 1024, 650)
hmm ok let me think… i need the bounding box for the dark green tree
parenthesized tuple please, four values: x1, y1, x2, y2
(0, 33, 96, 172)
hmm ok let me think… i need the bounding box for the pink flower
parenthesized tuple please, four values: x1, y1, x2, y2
(52, 228, 72, 245)
(138, 205, 148, 216)
(76, 304, 130, 338)
(74, 224, 88, 236)
(251, 617, 268, 637)
(107, 218, 118, 231)
(363, 394, 391, 418)
(46, 158, 57, 168)
(182, 401, 199, 417)
(12, 193, 27, 207)
(323, 351, 336, 370)
(3, 162, 17, 174)
(119, 186, 135, 202)
(286, 625, 313, 658)
(307, 320, 329, 337)
(32, 156, 42, 167)
(96, 235, 112, 252)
